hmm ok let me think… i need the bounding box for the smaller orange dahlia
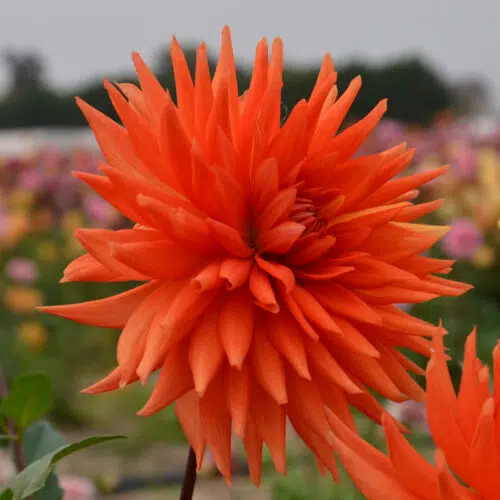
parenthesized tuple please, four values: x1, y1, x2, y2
(332, 328, 500, 499)
(40, 26, 471, 485)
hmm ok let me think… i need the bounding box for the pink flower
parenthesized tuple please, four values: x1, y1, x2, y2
(0, 450, 15, 487)
(83, 195, 117, 226)
(19, 169, 44, 191)
(5, 258, 39, 284)
(59, 476, 96, 500)
(452, 144, 476, 180)
(440, 218, 483, 260)
(385, 400, 429, 434)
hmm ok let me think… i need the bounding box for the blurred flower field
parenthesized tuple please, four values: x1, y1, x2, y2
(2, 114, 500, 497)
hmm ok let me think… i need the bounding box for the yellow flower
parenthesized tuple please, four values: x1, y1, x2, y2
(4, 286, 44, 313)
(9, 190, 35, 210)
(18, 321, 48, 351)
(1, 212, 31, 248)
(37, 240, 58, 262)
(477, 148, 500, 187)
(61, 210, 84, 232)
(33, 208, 55, 232)
(471, 245, 495, 268)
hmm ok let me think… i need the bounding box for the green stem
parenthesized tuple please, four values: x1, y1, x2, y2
(0, 366, 25, 472)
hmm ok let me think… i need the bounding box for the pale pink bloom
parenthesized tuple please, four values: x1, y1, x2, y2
(385, 400, 429, 434)
(59, 475, 96, 500)
(0, 450, 15, 487)
(19, 168, 44, 191)
(0, 209, 10, 239)
(5, 258, 39, 284)
(83, 195, 117, 226)
(452, 144, 476, 179)
(440, 218, 483, 260)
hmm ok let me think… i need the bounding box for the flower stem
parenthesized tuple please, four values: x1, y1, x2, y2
(179, 446, 197, 500)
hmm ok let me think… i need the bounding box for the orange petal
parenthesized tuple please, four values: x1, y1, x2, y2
(38, 281, 158, 328)
(218, 288, 255, 368)
(175, 391, 206, 472)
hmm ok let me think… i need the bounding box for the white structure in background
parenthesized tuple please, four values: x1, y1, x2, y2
(0, 128, 98, 156)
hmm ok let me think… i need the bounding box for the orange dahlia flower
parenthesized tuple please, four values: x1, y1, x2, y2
(40, 27, 471, 484)
(332, 328, 498, 499)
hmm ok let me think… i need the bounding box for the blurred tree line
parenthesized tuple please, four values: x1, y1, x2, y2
(0, 45, 454, 128)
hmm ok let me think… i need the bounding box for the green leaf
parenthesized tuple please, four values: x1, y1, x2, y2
(1, 375, 52, 430)
(0, 435, 15, 442)
(31, 474, 62, 500)
(0, 490, 13, 500)
(22, 421, 65, 465)
(8, 435, 125, 499)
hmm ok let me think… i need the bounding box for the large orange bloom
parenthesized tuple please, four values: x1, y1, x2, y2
(40, 27, 471, 484)
(332, 328, 498, 499)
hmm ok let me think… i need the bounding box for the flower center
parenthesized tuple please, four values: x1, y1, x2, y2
(291, 196, 324, 234)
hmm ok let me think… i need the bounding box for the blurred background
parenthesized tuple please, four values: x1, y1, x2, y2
(0, 1, 500, 498)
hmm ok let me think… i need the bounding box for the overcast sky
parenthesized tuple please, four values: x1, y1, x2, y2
(1, 0, 500, 109)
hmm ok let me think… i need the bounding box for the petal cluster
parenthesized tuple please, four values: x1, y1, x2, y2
(40, 27, 471, 484)
(334, 329, 499, 499)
